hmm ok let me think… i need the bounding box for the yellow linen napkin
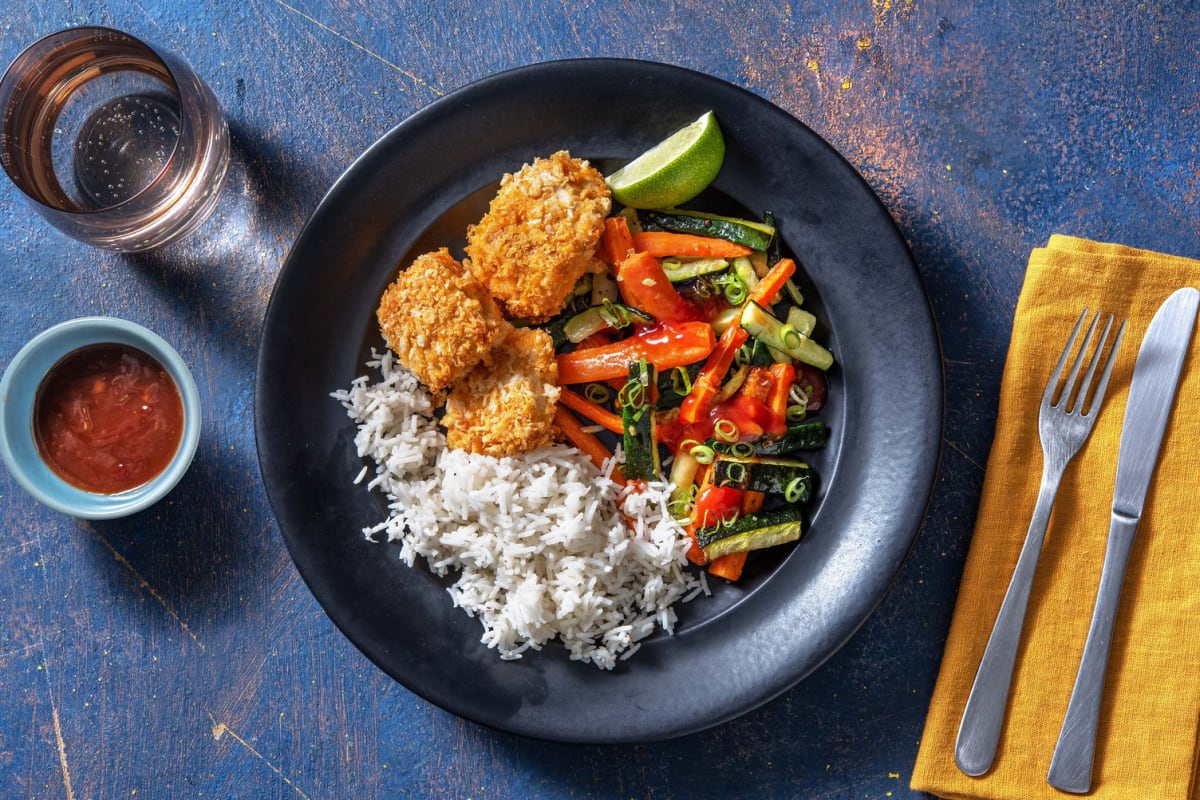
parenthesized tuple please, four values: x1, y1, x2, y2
(911, 235, 1200, 800)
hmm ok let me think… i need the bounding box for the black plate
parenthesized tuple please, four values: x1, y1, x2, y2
(255, 59, 943, 743)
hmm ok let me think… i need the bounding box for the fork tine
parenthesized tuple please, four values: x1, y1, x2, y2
(1075, 314, 1114, 414)
(1051, 309, 1099, 410)
(1043, 308, 1090, 406)
(1082, 317, 1126, 416)
(1058, 311, 1102, 411)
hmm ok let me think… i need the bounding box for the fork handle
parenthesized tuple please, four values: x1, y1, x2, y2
(955, 460, 1065, 776)
(1046, 512, 1140, 793)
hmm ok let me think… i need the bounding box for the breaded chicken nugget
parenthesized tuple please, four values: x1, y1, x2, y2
(465, 151, 611, 320)
(376, 248, 511, 392)
(442, 327, 560, 457)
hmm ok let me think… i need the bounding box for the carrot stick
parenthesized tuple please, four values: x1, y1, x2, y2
(617, 250, 702, 322)
(748, 257, 797, 307)
(632, 231, 753, 259)
(765, 362, 795, 436)
(744, 491, 766, 514)
(682, 467, 716, 565)
(576, 329, 614, 350)
(554, 406, 625, 485)
(678, 321, 748, 424)
(556, 321, 715, 384)
(707, 551, 748, 581)
(558, 388, 623, 434)
(600, 216, 636, 264)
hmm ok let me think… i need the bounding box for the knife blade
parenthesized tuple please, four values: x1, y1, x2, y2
(1047, 286, 1200, 794)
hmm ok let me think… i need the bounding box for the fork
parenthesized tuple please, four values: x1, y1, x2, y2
(954, 308, 1126, 777)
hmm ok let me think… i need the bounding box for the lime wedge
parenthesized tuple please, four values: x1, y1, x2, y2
(606, 111, 725, 209)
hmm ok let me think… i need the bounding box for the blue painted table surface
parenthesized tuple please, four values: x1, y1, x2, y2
(1, 2, 1197, 798)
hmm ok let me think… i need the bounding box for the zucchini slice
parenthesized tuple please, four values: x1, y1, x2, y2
(786, 305, 817, 338)
(709, 455, 813, 501)
(712, 420, 829, 456)
(740, 301, 834, 370)
(657, 362, 701, 407)
(645, 209, 775, 251)
(732, 256, 758, 296)
(697, 506, 804, 560)
(562, 302, 653, 344)
(661, 256, 730, 282)
(621, 359, 661, 481)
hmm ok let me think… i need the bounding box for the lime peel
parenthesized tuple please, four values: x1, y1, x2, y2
(605, 111, 725, 210)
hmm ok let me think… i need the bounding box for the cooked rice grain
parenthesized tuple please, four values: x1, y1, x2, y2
(332, 349, 699, 669)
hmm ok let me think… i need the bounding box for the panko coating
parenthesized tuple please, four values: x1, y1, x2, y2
(465, 151, 611, 320)
(376, 248, 512, 392)
(442, 327, 561, 457)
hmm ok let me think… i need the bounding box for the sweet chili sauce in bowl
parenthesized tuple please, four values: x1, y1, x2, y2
(34, 343, 184, 494)
(0, 318, 200, 519)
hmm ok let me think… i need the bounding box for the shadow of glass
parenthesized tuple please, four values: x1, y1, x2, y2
(116, 119, 332, 373)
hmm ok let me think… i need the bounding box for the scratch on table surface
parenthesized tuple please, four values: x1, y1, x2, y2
(0, 642, 42, 662)
(51, 706, 76, 800)
(29, 525, 75, 800)
(92, 533, 206, 651)
(271, 0, 443, 97)
(944, 438, 985, 472)
(1, 538, 36, 555)
(209, 715, 313, 800)
(556, 0, 586, 50)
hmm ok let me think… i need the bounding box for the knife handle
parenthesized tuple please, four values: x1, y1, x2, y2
(1047, 512, 1140, 793)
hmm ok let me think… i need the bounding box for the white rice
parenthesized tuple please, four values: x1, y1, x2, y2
(332, 348, 701, 670)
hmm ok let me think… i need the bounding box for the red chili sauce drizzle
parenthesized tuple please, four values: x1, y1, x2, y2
(33, 344, 184, 494)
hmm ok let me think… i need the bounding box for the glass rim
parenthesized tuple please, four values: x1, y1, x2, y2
(0, 25, 192, 217)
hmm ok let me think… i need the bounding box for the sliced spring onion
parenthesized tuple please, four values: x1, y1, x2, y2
(788, 382, 813, 405)
(584, 383, 611, 403)
(719, 460, 747, 487)
(617, 379, 646, 410)
(734, 340, 756, 367)
(713, 419, 740, 442)
(670, 365, 693, 396)
(779, 323, 802, 351)
(730, 441, 756, 458)
(717, 273, 747, 305)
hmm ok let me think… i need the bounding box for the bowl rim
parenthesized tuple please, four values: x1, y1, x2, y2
(0, 316, 201, 519)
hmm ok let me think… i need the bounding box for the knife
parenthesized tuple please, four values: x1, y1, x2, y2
(1047, 286, 1200, 793)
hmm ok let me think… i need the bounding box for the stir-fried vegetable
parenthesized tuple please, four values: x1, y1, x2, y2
(617, 251, 704, 322)
(631, 231, 754, 259)
(643, 209, 776, 251)
(543, 177, 834, 582)
(621, 360, 661, 481)
(554, 406, 625, 485)
(556, 320, 716, 384)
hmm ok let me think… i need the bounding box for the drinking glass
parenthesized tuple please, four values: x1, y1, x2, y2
(0, 27, 230, 252)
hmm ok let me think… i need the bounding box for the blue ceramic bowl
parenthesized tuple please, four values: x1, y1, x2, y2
(0, 317, 201, 519)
